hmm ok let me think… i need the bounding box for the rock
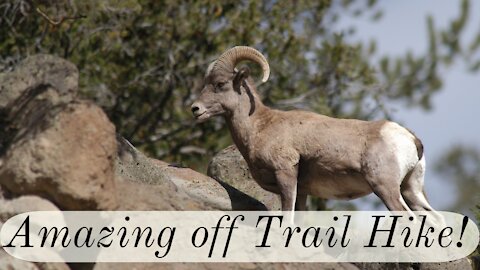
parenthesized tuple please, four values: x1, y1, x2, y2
(0, 54, 268, 213)
(115, 136, 176, 189)
(0, 55, 78, 156)
(0, 52, 447, 270)
(417, 258, 473, 270)
(0, 54, 78, 112)
(0, 197, 70, 270)
(0, 249, 70, 270)
(93, 262, 359, 270)
(260, 263, 360, 270)
(353, 259, 474, 270)
(208, 145, 281, 210)
(116, 137, 268, 210)
(158, 159, 269, 210)
(114, 178, 208, 210)
(0, 54, 117, 210)
(36, 263, 71, 270)
(0, 101, 118, 210)
(0, 184, 5, 199)
(471, 256, 480, 270)
(353, 262, 414, 270)
(0, 249, 39, 270)
(0, 195, 59, 222)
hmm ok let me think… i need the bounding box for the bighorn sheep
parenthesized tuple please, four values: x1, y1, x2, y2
(191, 46, 435, 215)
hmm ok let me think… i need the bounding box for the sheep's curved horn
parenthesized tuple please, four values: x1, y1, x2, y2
(213, 46, 270, 83)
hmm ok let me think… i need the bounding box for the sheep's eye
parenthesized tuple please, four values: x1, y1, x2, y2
(215, 82, 226, 89)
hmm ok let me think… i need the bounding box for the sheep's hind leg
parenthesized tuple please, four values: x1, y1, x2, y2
(363, 141, 413, 214)
(400, 157, 435, 212)
(374, 183, 412, 213)
(365, 174, 413, 215)
(401, 157, 444, 226)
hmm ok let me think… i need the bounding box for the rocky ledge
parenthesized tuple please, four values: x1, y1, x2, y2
(0, 55, 473, 270)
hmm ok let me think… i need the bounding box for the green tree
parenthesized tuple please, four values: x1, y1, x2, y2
(1, 0, 478, 174)
(435, 145, 480, 215)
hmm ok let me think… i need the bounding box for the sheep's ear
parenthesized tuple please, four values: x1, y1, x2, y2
(233, 66, 250, 94)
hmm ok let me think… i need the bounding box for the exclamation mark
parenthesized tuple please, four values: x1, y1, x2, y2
(456, 216, 468, 248)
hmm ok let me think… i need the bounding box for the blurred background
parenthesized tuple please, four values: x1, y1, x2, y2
(1, 0, 478, 219)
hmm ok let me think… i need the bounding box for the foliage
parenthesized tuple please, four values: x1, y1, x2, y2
(0, 0, 478, 173)
(435, 145, 480, 214)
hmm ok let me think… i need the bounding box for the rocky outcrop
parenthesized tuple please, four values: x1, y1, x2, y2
(0, 55, 473, 270)
(0, 54, 267, 213)
(116, 137, 268, 210)
(208, 145, 281, 210)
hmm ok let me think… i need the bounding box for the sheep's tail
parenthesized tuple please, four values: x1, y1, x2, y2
(406, 128, 424, 160)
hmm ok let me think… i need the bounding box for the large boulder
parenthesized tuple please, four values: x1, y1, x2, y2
(0, 55, 117, 210)
(208, 145, 281, 210)
(0, 101, 118, 210)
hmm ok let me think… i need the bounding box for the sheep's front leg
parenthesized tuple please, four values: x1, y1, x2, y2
(275, 169, 297, 210)
(295, 193, 307, 211)
(275, 169, 298, 224)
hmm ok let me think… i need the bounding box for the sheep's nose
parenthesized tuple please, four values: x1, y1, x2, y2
(191, 105, 200, 114)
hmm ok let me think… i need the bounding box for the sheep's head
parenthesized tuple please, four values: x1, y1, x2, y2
(191, 46, 270, 122)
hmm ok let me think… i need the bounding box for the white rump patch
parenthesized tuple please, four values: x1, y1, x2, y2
(380, 122, 419, 179)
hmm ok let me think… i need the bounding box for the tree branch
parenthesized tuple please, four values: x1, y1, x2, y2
(35, 7, 85, 26)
